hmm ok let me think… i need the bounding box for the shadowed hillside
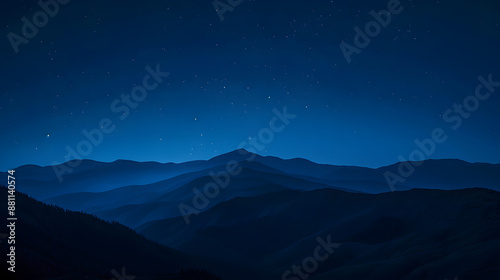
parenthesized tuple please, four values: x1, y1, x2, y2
(0, 186, 232, 280)
(138, 188, 500, 280)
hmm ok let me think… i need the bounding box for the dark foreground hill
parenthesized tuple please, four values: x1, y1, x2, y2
(0, 186, 240, 280)
(138, 188, 500, 280)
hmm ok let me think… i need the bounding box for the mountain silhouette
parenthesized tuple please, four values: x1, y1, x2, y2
(2, 150, 500, 279)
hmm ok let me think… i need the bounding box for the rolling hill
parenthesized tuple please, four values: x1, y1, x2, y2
(0, 186, 254, 280)
(137, 187, 500, 280)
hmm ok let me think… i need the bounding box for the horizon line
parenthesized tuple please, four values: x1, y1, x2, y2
(6, 148, 500, 171)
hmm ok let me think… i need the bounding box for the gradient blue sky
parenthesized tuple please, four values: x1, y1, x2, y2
(1, 0, 499, 171)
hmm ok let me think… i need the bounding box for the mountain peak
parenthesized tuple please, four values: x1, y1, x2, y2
(208, 148, 260, 162)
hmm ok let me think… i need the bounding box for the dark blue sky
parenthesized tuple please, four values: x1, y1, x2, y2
(1, 0, 499, 170)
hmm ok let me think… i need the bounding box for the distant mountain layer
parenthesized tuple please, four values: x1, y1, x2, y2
(3, 150, 498, 230)
(44, 162, 352, 228)
(3, 150, 499, 201)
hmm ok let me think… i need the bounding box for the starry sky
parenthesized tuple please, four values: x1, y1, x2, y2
(1, 0, 500, 171)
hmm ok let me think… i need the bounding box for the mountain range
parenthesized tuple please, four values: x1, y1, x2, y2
(1, 149, 499, 279)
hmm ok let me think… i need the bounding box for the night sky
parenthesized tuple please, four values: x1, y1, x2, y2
(1, 0, 500, 171)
